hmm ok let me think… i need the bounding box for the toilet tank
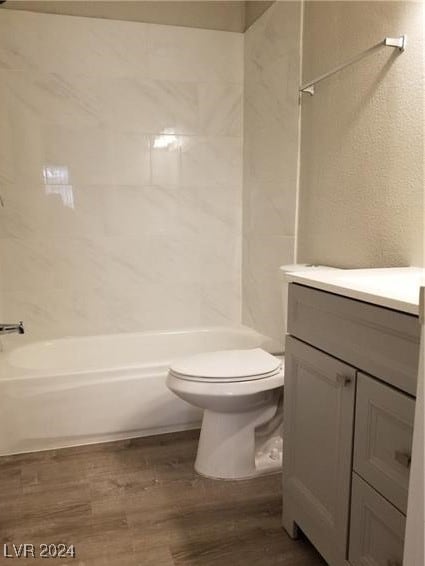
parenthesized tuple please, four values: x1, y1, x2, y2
(279, 264, 341, 348)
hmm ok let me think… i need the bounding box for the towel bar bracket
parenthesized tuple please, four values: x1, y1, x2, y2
(385, 35, 406, 51)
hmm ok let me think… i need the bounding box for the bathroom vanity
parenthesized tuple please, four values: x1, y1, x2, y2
(281, 268, 424, 566)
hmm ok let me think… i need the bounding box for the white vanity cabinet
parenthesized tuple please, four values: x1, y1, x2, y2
(282, 283, 421, 566)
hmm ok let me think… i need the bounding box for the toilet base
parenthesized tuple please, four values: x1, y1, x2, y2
(194, 405, 282, 480)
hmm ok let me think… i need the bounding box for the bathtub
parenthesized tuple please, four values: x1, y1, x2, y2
(0, 326, 269, 456)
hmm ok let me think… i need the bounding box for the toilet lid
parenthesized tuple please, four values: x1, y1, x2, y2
(169, 348, 282, 381)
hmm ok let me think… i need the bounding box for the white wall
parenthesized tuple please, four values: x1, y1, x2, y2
(0, 9, 243, 341)
(297, 1, 425, 268)
(242, 1, 301, 351)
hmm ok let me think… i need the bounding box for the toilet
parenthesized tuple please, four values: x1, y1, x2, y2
(166, 264, 338, 480)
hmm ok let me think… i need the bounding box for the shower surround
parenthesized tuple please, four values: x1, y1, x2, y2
(0, 9, 243, 342)
(242, 2, 302, 351)
(0, 5, 302, 453)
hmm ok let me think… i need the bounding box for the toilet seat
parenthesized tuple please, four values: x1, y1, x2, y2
(167, 368, 284, 398)
(169, 348, 282, 383)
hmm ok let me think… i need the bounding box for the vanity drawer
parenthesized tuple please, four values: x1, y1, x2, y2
(353, 373, 414, 514)
(287, 283, 420, 396)
(349, 473, 405, 566)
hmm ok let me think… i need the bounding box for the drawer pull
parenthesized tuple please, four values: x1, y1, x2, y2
(387, 560, 402, 566)
(394, 450, 411, 468)
(336, 373, 352, 386)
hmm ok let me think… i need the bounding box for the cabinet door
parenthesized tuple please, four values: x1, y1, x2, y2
(282, 336, 356, 566)
(354, 372, 414, 514)
(349, 473, 406, 566)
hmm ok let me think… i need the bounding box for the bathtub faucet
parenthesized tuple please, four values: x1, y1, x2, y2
(0, 321, 25, 335)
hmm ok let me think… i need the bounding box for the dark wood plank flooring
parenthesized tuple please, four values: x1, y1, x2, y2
(0, 430, 326, 565)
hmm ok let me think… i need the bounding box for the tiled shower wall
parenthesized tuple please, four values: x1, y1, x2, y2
(242, 2, 301, 351)
(0, 10, 243, 341)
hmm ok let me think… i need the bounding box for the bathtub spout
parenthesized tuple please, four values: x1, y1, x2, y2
(0, 322, 24, 335)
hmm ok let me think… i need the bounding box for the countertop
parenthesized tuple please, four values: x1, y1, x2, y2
(283, 266, 425, 316)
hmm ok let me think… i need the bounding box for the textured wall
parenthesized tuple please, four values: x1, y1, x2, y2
(0, 9, 243, 342)
(298, 1, 425, 268)
(242, 1, 301, 351)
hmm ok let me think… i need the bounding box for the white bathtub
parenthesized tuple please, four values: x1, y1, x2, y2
(0, 326, 269, 456)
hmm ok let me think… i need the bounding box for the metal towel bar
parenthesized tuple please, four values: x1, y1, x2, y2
(300, 35, 406, 96)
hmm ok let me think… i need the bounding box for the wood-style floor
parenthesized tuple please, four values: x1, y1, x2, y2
(0, 430, 326, 566)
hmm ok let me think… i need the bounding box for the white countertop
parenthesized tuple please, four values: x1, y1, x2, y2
(283, 267, 425, 315)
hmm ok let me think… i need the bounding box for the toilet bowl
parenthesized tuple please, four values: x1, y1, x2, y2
(166, 264, 341, 480)
(166, 348, 284, 480)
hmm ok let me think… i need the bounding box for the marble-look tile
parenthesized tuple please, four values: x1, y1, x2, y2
(244, 74, 299, 133)
(0, 184, 189, 242)
(0, 184, 95, 240)
(45, 128, 152, 187)
(0, 120, 152, 188)
(198, 189, 242, 326)
(242, 236, 295, 352)
(1, 234, 203, 341)
(98, 78, 200, 135)
(181, 137, 242, 188)
(98, 184, 199, 241)
(0, 178, 242, 341)
(244, 180, 297, 237)
(198, 184, 242, 231)
(151, 138, 182, 187)
(0, 75, 51, 185)
(199, 83, 243, 137)
(151, 136, 243, 188)
(0, 10, 243, 341)
(0, 89, 16, 184)
(242, 2, 301, 348)
(246, 2, 300, 56)
(0, 70, 102, 134)
(200, 257, 242, 325)
(1, 234, 198, 298)
(200, 285, 241, 326)
(0, 236, 100, 297)
(243, 107, 299, 185)
(147, 24, 243, 83)
(3, 72, 200, 139)
(0, 9, 149, 76)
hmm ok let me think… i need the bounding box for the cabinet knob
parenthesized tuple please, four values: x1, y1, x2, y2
(336, 373, 352, 386)
(394, 450, 411, 469)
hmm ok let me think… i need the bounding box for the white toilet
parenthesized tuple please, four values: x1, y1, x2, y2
(166, 264, 337, 480)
